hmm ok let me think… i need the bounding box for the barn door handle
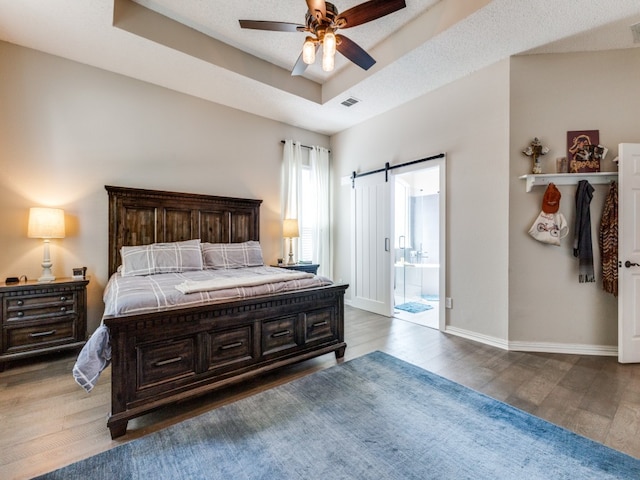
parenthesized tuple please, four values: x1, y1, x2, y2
(625, 261, 640, 268)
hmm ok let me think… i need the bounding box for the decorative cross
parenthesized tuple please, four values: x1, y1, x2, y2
(522, 137, 550, 174)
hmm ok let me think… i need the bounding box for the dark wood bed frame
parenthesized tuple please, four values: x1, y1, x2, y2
(104, 186, 347, 438)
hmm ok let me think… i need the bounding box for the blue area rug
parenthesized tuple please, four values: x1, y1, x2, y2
(37, 352, 640, 479)
(395, 301, 433, 313)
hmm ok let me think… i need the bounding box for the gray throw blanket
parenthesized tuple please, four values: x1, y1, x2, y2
(573, 180, 595, 283)
(73, 324, 111, 392)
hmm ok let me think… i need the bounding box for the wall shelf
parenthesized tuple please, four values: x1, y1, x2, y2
(519, 172, 618, 192)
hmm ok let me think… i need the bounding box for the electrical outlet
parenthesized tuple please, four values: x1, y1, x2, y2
(445, 297, 453, 309)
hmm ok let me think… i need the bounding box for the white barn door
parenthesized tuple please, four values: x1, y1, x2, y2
(619, 143, 640, 362)
(350, 172, 393, 316)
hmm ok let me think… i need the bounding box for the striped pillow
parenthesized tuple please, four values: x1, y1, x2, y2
(120, 239, 203, 276)
(201, 241, 264, 269)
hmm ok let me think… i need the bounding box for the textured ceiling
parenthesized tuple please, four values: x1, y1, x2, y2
(0, 0, 639, 135)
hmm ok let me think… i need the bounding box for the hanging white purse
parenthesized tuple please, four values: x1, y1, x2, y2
(528, 211, 569, 246)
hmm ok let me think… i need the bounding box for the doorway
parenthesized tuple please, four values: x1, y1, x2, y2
(350, 154, 445, 329)
(392, 164, 443, 329)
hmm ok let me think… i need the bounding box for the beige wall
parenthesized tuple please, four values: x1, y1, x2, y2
(3, 39, 639, 353)
(331, 60, 511, 343)
(331, 47, 640, 352)
(0, 41, 329, 332)
(509, 49, 640, 352)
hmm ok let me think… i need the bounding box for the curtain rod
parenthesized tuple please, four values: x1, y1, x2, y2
(351, 152, 445, 187)
(280, 140, 331, 152)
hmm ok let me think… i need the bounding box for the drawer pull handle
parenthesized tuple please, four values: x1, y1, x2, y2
(60, 307, 67, 312)
(154, 356, 183, 367)
(30, 330, 56, 338)
(17, 311, 24, 317)
(271, 330, 291, 338)
(17, 300, 24, 306)
(60, 296, 67, 301)
(220, 342, 243, 350)
(312, 321, 328, 328)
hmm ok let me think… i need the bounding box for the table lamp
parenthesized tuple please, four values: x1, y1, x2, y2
(282, 218, 299, 265)
(28, 207, 65, 282)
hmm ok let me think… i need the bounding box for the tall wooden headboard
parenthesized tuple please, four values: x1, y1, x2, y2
(106, 185, 262, 276)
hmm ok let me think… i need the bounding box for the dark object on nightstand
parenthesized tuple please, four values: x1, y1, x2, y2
(0, 277, 89, 371)
(4, 277, 19, 285)
(272, 263, 319, 275)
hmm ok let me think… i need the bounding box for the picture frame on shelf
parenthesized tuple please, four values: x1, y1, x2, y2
(567, 130, 601, 173)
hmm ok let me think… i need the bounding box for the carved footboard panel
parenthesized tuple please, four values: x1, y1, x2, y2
(105, 284, 347, 438)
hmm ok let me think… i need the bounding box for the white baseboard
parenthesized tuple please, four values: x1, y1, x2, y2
(444, 326, 509, 350)
(508, 340, 618, 357)
(445, 326, 618, 357)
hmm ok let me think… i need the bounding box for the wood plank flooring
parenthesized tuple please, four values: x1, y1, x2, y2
(2, 305, 640, 479)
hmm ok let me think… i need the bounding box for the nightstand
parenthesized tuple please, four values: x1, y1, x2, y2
(0, 277, 89, 371)
(272, 263, 319, 274)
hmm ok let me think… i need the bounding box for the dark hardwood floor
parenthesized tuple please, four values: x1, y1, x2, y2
(1, 305, 640, 479)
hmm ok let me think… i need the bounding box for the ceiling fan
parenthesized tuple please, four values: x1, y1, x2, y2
(239, 0, 407, 75)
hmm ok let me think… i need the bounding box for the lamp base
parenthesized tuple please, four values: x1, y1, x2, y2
(38, 240, 55, 282)
(38, 274, 56, 283)
(287, 237, 296, 265)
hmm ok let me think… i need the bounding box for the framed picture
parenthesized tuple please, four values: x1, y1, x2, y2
(567, 130, 600, 173)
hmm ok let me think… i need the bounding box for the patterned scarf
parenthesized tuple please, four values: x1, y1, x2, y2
(573, 180, 595, 283)
(599, 181, 618, 296)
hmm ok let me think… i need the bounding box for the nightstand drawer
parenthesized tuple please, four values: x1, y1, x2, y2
(6, 292, 76, 309)
(5, 293, 76, 322)
(5, 320, 76, 352)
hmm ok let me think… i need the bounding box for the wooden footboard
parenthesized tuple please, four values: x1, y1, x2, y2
(104, 284, 347, 438)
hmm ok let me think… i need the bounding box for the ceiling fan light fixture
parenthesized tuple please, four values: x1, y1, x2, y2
(302, 37, 316, 64)
(322, 48, 335, 72)
(323, 31, 337, 56)
(239, 0, 407, 75)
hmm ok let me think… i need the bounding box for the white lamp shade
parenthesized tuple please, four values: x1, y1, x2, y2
(28, 207, 66, 239)
(282, 218, 299, 238)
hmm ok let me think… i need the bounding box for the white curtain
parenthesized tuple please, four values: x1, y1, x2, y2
(282, 140, 303, 259)
(310, 146, 331, 278)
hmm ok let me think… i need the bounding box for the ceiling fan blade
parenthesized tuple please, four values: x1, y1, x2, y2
(336, 0, 406, 29)
(306, 0, 327, 21)
(291, 52, 309, 76)
(239, 20, 304, 32)
(336, 34, 375, 71)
